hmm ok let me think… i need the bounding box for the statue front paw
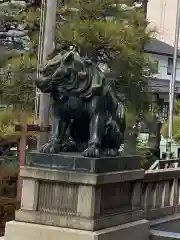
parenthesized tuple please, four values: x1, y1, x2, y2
(39, 141, 61, 154)
(83, 144, 101, 158)
(103, 148, 119, 157)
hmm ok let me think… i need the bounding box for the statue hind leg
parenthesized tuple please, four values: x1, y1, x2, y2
(102, 101, 126, 156)
(116, 102, 126, 138)
(83, 112, 106, 157)
(102, 121, 122, 156)
(82, 96, 107, 158)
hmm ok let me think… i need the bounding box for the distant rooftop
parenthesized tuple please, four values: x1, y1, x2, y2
(144, 38, 180, 57)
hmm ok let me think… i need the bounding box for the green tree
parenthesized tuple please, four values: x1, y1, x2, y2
(0, 0, 154, 111)
(161, 100, 180, 142)
(0, 1, 39, 142)
(0, 1, 40, 110)
(56, 0, 154, 109)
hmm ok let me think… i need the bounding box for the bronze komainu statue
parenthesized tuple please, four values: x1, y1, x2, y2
(36, 49, 126, 157)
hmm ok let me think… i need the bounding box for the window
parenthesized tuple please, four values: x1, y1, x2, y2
(167, 58, 173, 75)
(153, 60, 159, 73)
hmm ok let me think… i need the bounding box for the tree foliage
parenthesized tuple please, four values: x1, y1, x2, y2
(0, 0, 155, 111)
(161, 100, 180, 142)
(0, 1, 40, 110)
(56, 0, 154, 109)
(0, 53, 37, 109)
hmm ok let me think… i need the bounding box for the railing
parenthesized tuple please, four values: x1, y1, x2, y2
(141, 168, 180, 220)
(149, 158, 180, 170)
(149, 160, 159, 170)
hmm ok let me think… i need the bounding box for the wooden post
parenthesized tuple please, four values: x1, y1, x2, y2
(15, 116, 52, 202)
(17, 112, 27, 202)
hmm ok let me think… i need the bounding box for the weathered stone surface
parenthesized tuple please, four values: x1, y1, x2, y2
(21, 179, 39, 211)
(151, 214, 180, 233)
(15, 209, 144, 231)
(26, 151, 141, 173)
(17, 165, 145, 231)
(4, 220, 149, 240)
(4, 221, 95, 240)
(144, 169, 180, 182)
(96, 219, 149, 240)
(20, 166, 144, 185)
(150, 230, 180, 240)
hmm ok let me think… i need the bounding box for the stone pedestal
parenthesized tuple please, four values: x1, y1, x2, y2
(5, 220, 149, 240)
(4, 152, 149, 240)
(26, 151, 141, 173)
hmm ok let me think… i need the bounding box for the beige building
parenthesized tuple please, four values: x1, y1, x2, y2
(147, 0, 178, 46)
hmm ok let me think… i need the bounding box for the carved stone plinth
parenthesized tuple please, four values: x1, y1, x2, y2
(16, 168, 144, 230)
(4, 152, 149, 240)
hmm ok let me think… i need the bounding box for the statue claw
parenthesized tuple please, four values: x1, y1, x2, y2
(39, 142, 61, 154)
(83, 145, 101, 158)
(103, 148, 119, 157)
(39, 138, 77, 154)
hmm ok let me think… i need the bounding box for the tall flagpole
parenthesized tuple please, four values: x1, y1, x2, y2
(38, 0, 57, 149)
(166, 0, 180, 158)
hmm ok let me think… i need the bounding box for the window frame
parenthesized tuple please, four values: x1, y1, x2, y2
(167, 57, 173, 75)
(153, 60, 159, 74)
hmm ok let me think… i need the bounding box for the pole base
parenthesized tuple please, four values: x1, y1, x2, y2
(165, 139, 173, 160)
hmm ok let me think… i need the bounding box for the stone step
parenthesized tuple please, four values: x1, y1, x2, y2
(4, 220, 149, 240)
(150, 230, 180, 240)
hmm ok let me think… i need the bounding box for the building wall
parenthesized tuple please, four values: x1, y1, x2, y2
(150, 53, 180, 81)
(147, 0, 178, 46)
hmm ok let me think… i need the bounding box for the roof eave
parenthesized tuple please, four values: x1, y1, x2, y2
(144, 50, 180, 58)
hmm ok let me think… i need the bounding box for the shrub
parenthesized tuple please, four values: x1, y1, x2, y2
(161, 116, 180, 142)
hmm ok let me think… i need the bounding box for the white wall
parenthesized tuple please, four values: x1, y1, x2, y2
(147, 0, 178, 46)
(151, 53, 180, 81)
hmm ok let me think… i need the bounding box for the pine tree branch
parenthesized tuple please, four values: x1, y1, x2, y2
(0, 0, 11, 3)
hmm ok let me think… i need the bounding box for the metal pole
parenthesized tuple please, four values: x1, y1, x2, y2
(38, 0, 57, 149)
(167, 0, 180, 158)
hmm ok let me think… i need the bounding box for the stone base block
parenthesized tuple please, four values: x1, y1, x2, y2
(15, 209, 144, 231)
(26, 152, 141, 173)
(4, 220, 149, 240)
